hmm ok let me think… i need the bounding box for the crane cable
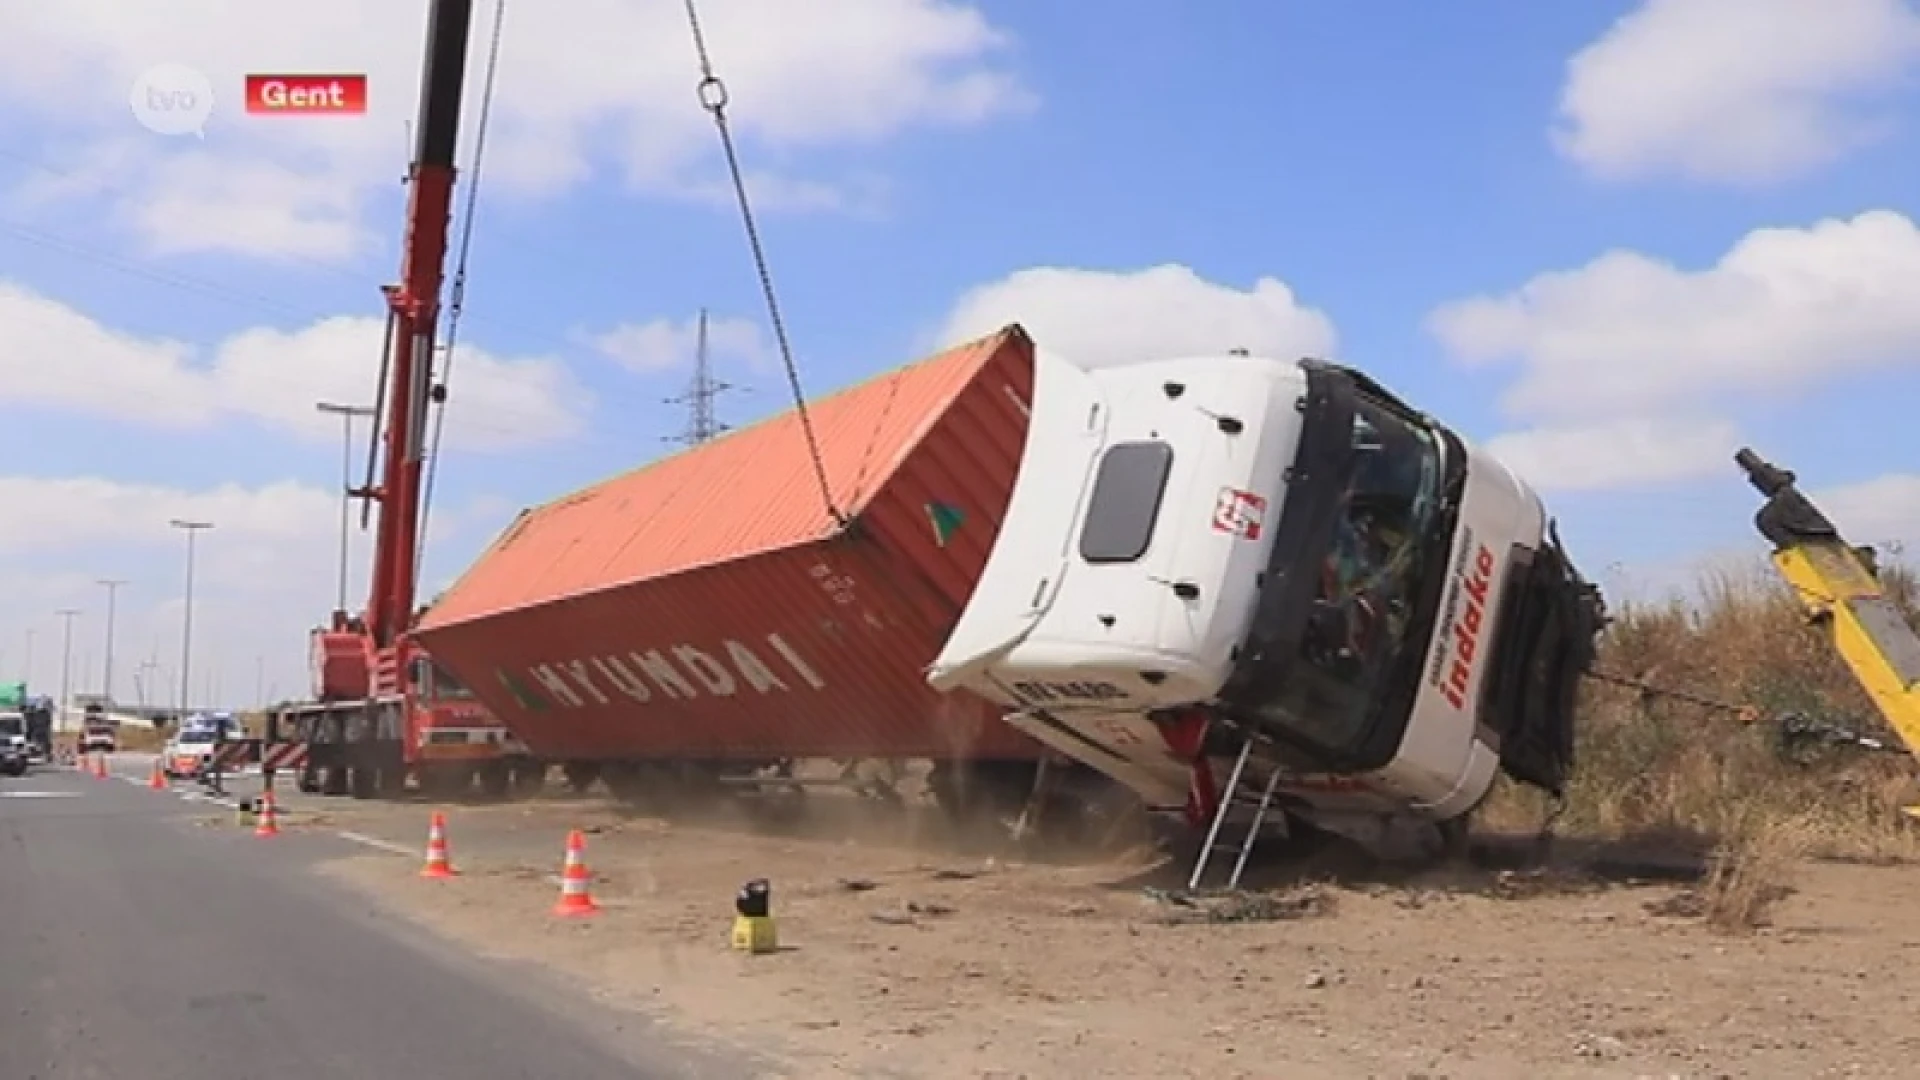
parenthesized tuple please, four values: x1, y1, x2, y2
(682, 0, 848, 528)
(416, 0, 509, 590)
(1579, 666, 1904, 763)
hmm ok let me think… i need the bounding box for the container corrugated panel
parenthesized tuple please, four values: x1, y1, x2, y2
(415, 326, 1045, 761)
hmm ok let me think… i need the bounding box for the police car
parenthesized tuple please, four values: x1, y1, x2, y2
(162, 725, 221, 779)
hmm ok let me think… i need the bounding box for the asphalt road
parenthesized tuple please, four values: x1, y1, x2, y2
(0, 762, 758, 1080)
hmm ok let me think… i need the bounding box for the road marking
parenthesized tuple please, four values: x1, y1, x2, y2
(334, 830, 418, 858)
(0, 791, 83, 799)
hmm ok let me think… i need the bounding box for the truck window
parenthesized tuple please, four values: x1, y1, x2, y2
(422, 661, 475, 701)
(1079, 440, 1173, 564)
(1243, 397, 1445, 753)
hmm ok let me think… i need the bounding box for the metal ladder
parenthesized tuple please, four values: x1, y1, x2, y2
(1186, 737, 1284, 892)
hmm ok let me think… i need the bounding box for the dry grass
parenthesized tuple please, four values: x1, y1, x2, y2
(117, 726, 164, 752)
(1697, 807, 1809, 931)
(1481, 554, 1920, 929)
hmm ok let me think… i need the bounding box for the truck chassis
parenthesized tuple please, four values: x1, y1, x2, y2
(273, 700, 545, 800)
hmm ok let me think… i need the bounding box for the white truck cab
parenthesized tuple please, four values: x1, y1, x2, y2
(929, 348, 1602, 846)
(80, 704, 117, 754)
(0, 711, 29, 776)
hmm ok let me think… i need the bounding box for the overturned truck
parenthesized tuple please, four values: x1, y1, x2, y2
(417, 326, 1604, 858)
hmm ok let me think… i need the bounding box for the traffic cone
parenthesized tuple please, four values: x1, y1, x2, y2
(149, 758, 167, 790)
(551, 829, 599, 917)
(92, 754, 107, 780)
(420, 812, 456, 878)
(254, 789, 280, 837)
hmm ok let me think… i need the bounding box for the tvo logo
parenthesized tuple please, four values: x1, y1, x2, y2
(129, 63, 215, 138)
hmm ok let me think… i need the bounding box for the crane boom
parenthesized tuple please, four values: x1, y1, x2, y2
(366, 0, 475, 647)
(1737, 448, 1920, 770)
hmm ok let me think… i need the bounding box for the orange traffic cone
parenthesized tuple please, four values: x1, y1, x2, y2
(551, 829, 599, 917)
(92, 753, 108, 780)
(420, 812, 457, 878)
(149, 758, 167, 790)
(255, 789, 280, 837)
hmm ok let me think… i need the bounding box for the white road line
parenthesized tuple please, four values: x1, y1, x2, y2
(324, 837, 588, 898)
(334, 830, 419, 858)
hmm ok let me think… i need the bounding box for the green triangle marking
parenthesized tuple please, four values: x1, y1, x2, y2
(926, 501, 965, 547)
(496, 669, 550, 712)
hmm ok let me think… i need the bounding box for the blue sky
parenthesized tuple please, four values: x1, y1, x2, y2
(0, 0, 1916, 706)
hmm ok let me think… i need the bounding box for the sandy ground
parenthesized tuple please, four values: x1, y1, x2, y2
(256, 788, 1920, 1079)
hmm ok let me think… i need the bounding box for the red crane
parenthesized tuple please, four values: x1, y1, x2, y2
(290, 0, 539, 800)
(364, 0, 469, 651)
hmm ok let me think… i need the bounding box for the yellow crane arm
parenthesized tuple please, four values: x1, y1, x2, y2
(1736, 449, 1920, 769)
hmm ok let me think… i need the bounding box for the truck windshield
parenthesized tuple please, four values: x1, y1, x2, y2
(0, 714, 21, 737)
(425, 661, 474, 700)
(1278, 401, 1444, 748)
(1221, 371, 1456, 767)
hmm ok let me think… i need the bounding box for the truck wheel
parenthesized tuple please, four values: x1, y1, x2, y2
(562, 762, 601, 794)
(377, 767, 406, 798)
(477, 762, 511, 799)
(928, 761, 1031, 827)
(1436, 814, 1473, 864)
(297, 765, 322, 794)
(509, 763, 546, 797)
(348, 766, 378, 800)
(418, 764, 473, 800)
(321, 765, 349, 797)
(602, 763, 660, 810)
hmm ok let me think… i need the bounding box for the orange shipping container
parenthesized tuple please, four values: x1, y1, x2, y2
(415, 326, 1047, 762)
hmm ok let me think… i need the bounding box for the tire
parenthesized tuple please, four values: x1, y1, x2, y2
(1436, 814, 1473, 864)
(562, 762, 601, 795)
(509, 762, 546, 797)
(477, 762, 511, 799)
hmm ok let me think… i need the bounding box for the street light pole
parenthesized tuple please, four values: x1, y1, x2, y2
(97, 578, 127, 706)
(315, 401, 376, 615)
(55, 609, 80, 727)
(169, 519, 213, 721)
(136, 658, 158, 710)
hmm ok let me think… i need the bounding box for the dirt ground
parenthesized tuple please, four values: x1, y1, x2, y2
(276, 788, 1920, 1079)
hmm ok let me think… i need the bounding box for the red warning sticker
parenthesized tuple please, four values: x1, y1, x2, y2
(1211, 487, 1266, 539)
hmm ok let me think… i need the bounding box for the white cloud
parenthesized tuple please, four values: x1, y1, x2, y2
(130, 151, 376, 262)
(1555, 0, 1920, 184)
(1427, 210, 1920, 492)
(0, 477, 328, 559)
(1600, 471, 1920, 606)
(1430, 211, 1920, 420)
(1485, 416, 1739, 494)
(1812, 472, 1920, 553)
(0, 474, 515, 711)
(589, 312, 768, 374)
(0, 282, 590, 451)
(934, 264, 1337, 367)
(0, 0, 1033, 260)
